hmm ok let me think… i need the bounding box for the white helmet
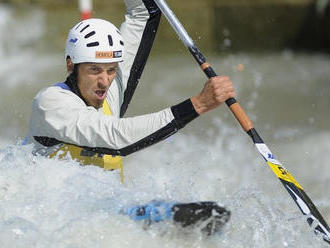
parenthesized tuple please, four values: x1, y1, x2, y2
(65, 18, 124, 64)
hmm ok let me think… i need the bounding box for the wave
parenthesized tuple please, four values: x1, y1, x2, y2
(0, 125, 329, 247)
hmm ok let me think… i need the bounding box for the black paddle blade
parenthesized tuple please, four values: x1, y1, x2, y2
(172, 201, 231, 235)
(123, 200, 230, 235)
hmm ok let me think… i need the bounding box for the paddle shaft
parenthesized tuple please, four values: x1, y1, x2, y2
(188, 46, 253, 132)
(154, 0, 330, 244)
(153, 0, 252, 132)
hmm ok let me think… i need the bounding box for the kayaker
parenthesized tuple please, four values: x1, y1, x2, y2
(25, 0, 236, 178)
(24, 0, 235, 233)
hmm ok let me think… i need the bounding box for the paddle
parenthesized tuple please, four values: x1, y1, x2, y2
(123, 201, 231, 235)
(153, 0, 330, 244)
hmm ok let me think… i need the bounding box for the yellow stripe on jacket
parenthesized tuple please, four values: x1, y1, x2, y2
(49, 100, 124, 182)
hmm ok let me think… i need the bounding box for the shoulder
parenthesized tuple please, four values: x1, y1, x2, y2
(34, 85, 85, 109)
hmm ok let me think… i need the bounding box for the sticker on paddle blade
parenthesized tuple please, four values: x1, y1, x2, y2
(255, 144, 302, 188)
(255, 143, 282, 165)
(268, 162, 303, 189)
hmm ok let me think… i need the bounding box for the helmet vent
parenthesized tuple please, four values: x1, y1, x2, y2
(75, 22, 83, 30)
(120, 40, 124, 46)
(80, 24, 90, 33)
(86, 42, 99, 47)
(108, 35, 113, 46)
(84, 31, 96, 39)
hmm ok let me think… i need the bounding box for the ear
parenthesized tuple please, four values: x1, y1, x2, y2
(66, 57, 74, 73)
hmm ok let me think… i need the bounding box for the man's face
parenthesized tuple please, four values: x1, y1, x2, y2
(77, 62, 118, 109)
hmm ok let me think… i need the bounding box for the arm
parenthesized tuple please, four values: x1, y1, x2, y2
(118, 0, 161, 117)
(30, 76, 234, 156)
(29, 86, 198, 156)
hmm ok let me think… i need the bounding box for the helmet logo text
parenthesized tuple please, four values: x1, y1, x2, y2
(95, 51, 114, 58)
(113, 51, 122, 58)
(95, 51, 122, 59)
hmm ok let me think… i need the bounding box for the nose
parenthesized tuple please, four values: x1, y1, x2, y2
(97, 71, 110, 88)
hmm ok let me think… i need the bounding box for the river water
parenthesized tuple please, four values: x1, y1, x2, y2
(0, 3, 330, 248)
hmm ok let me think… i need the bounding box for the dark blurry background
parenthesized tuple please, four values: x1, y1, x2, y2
(1, 0, 330, 54)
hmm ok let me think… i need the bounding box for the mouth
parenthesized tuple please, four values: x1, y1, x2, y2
(94, 89, 107, 100)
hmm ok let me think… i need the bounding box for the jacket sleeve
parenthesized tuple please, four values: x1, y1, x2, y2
(30, 86, 198, 156)
(118, 0, 161, 117)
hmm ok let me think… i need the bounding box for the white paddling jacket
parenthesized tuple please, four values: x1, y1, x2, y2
(25, 0, 199, 178)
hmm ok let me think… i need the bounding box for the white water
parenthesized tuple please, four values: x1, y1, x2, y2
(1, 4, 330, 248)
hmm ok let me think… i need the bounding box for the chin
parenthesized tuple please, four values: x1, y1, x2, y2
(95, 100, 105, 109)
(87, 100, 104, 109)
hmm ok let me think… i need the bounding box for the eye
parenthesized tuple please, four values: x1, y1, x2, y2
(107, 67, 118, 75)
(89, 66, 101, 74)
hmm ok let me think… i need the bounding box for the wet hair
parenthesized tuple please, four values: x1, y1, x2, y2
(64, 64, 88, 106)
